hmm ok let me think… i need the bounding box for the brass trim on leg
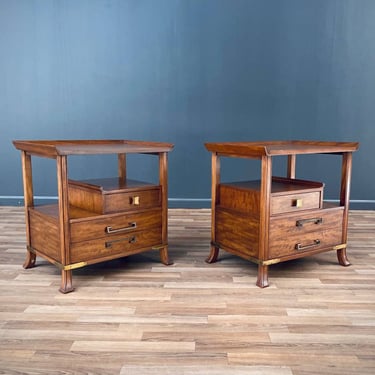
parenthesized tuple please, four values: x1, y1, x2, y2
(333, 243, 347, 250)
(27, 246, 88, 271)
(54, 261, 88, 271)
(152, 244, 168, 251)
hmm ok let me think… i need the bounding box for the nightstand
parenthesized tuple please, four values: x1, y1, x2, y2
(13, 140, 174, 293)
(205, 140, 359, 287)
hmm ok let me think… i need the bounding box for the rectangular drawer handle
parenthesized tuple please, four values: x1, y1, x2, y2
(105, 222, 137, 234)
(105, 236, 136, 248)
(296, 217, 323, 227)
(295, 239, 321, 251)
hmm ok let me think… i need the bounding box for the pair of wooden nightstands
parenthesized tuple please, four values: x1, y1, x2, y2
(13, 140, 359, 292)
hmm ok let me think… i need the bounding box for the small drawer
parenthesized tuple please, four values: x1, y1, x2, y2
(69, 228, 162, 263)
(103, 188, 161, 213)
(219, 177, 324, 216)
(271, 191, 321, 215)
(70, 209, 162, 243)
(69, 178, 161, 214)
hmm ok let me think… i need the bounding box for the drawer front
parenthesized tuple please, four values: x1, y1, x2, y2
(268, 229, 342, 258)
(70, 209, 162, 243)
(270, 208, 343, 236)
(215, 208, 259, 258)
(104, 188, 161, 213)
(69, 228, 162, 263)
(269, 209, 344, 258)
(271, 191, 321, 215)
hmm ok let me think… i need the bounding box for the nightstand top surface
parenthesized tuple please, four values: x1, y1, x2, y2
(13, 139, 174, 157)
(205, 140, 359, 157)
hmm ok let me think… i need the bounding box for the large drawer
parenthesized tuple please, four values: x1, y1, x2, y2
(70, 209, 162, 243)
(69, 227, 162, 263)
(69, 178, 161, 214)
(215, 208, 259, 259)
(269, 208, 344, 258)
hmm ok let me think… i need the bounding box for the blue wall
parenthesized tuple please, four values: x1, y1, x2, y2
(1, 0, 374, 208)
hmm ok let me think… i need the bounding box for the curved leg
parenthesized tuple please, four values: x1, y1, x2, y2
(23, 250, 36, 269)
(337, 248, 351, 267)
(256, 264, 269, 288)
(206, 244, 219, 264)
(59, 270, 74, 294)
(159, 246, 173, 265)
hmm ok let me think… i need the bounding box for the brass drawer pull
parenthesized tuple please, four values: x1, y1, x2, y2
(105, 236, 136, 248)
(295, 239, 321, 251)
(105, 222, 137, 234)
(130, 196, 140, 205)
(293, 199, 303, 208)
(296, 217, 323, 227)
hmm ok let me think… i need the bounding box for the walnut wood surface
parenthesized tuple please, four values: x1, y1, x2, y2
(1, 206, 374, 374)
(205, 140, 359, 157)
(13, 139, 174, 157)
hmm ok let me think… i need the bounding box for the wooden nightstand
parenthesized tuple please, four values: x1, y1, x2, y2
(13, 140, 174, 293)
(205, 140, 359, 287)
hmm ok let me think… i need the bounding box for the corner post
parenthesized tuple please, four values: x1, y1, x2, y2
(257, 154, 272, 287)
(287, 154, 296, 179)
(57, 155, 74, 293)
(206, 152, 220, 263)
(159, 152, 172, 265)
(21, 151, 36, 269)
(118, 153, 127, 183)
(337, 152, 353, 266)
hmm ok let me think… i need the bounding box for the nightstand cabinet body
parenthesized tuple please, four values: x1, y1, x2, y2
(205, 141, 359, 287)
(13, 140, 174, 293)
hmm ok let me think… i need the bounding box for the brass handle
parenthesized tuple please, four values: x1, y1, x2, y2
(105, 236, 136, 248)
(296, 218, 323, 227)
(293, 199, 303, 208)
(295, 239, 321, 251)
(105, 222, 137, 234)
(130, 196, 140, 205)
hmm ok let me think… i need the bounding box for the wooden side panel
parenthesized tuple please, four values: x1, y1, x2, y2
(29, 208, 60, 262)
(219, 185, 260, 214)
(215, 208, 259, 259)
(69, 184, 103, 214)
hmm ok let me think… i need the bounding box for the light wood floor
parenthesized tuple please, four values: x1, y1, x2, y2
(0, 207, 374, 375)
